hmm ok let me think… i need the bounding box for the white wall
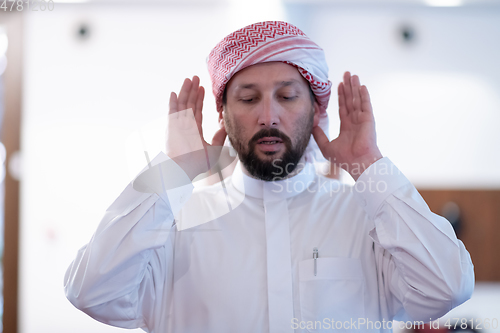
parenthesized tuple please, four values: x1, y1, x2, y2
(19, 1, 500, 332)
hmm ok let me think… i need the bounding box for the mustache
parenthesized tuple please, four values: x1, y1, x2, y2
(249, 128, 292, 147)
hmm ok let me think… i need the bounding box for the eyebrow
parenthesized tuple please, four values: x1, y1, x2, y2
(236, 80, 301, 90)
(279, 80, 300, 87)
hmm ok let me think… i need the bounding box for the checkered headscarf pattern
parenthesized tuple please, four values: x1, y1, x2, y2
(207, 21, 332, 114)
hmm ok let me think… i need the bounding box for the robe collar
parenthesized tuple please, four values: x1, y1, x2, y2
(231, 159, 316, 202)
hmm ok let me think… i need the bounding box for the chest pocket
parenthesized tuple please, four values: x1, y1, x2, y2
(298, 257, 365, 332)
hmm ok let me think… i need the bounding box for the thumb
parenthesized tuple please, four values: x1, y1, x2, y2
(312, 126, 329, 156)
(211, 127, 227, 147)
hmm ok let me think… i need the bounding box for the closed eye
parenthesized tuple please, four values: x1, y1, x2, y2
(240, 97, 257, 103)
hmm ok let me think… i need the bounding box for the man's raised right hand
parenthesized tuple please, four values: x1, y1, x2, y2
(167, 76, 227, 181)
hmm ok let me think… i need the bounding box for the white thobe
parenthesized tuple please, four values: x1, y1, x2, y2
(64, 154, 474, 333)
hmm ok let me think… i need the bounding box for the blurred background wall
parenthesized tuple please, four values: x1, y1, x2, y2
(0, 0, 498, 332)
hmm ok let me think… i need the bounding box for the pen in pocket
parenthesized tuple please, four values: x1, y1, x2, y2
(313, 247, 318, 276)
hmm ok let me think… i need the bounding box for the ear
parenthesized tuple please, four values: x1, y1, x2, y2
(218, 110, 225, 128)
(312, 101, 321, 127)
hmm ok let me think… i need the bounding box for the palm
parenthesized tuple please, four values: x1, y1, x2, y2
(313, 72, 382, 180)
(167, 76, 227, 179)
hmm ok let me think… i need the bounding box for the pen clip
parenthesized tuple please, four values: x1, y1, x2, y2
(313, 247, 318, 276)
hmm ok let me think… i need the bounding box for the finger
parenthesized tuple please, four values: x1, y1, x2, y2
(351, 75, 362, 112)
(177, 78, 192, 112)
(187, 76, 200, 113)
(169, 92, 178, 115)
(204, 127, 227, 171)
(311, 126, 330, 156)
(211, 126, 227, 147)
(195, 85, 205, 126)
(360, 85, 373, 114)
(338, 83, 348, 120)
(343, 71, 353, 113)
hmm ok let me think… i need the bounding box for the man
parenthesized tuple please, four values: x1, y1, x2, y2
(64, 21, 474, 333)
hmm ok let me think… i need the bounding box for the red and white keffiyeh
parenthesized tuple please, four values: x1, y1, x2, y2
(207, 21, 332, 163)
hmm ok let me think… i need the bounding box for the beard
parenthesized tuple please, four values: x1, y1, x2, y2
(224, 110, 314, 181)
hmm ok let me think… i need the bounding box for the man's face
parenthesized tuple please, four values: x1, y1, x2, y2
(222, 62, 320, 181)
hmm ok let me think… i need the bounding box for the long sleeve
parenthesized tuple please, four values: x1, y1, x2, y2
(353, 157, 474, 323)
(64, 153, 194, 330)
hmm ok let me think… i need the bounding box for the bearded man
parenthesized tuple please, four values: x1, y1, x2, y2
(65, 21, 474, 333)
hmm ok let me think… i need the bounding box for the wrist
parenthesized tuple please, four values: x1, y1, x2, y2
(348, 152, 383, 181)
(169, 150, 210, 181)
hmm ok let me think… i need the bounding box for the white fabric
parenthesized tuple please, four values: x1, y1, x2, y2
(64, 154, 474, 333)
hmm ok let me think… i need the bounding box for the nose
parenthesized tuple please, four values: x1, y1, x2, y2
(257, 97, 280, 128)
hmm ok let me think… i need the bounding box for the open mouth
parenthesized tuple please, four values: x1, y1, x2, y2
(255, 137, 284, 153)
(257, 137, 283, 145)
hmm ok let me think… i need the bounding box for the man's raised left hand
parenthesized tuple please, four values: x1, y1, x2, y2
(312, 72, 383, 181)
